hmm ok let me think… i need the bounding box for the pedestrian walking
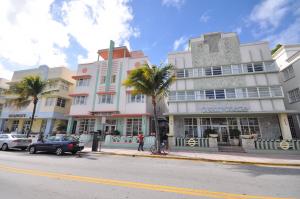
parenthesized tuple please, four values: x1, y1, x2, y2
(137, 133, 144, 151)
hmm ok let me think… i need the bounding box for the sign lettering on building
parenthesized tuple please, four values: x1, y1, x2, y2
(8, 114, 26, 118)
(199, 106, 249, 113)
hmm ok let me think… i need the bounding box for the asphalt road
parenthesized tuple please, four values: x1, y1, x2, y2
(0, 150, 299, 199)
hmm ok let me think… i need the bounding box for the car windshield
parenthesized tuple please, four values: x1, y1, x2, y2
(11, 134, 27, 138)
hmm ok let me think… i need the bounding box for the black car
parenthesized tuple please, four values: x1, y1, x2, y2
(28, 135, 84, 156)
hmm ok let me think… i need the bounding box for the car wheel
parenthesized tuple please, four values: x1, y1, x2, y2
(56, 147, 63, 156)
(2, 143, 8, 151)
(29, 146, 36, 154)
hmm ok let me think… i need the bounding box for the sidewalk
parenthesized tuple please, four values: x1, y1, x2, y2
(83, 147, 300, 167)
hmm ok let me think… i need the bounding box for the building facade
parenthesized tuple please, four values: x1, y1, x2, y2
(166, 32, 294, 146)
(67, 41, 165, 136)
(0, 65, 75, 135)
(0, 78, 9, 116)
(273, 44, 300, 138)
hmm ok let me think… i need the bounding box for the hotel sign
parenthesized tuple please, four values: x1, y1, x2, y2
(200, 106, 249, 113)
(8, 114, 26, 118)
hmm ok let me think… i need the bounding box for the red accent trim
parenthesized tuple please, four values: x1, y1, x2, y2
(98, 47, 131, 60)
(72, 75, 91, 80)
(68, 115, 96, 118)
(97, 91, 116, 95)
(111, 113, 151, 118)
(69, 93, 89, 97)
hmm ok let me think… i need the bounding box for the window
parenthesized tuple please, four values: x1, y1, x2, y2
(205, 90, 215, 99)
(265, 61, 276, 71)
(184, 118, 198, 137)
(282, 65, 295, 81)
(222, 66, 232, 75)
(240, 118, 260, 135)
(186, 91, 195, 100)
(76, 79, 89, 87)
(254, 63, 264, 72)
(258, 87, 270, 97)
(45, 98, 55, 106)
(56, 98, 66, 107)
(247, 87, 259, 98)
(232, 65, 242, 74)
(205, 67, 212, 76)
(176, 69, 185, 78)
(78, 119, 95, 133)
(270, 86, 283, 97)
(126, 118, 142, 136)
(22, 120, 31, 132)
(215, 89, 225, 99)
(111, 75, 116, 83)
(288, 88, 300, 103)
(236, 88, 247, 98)
(98, 94, 113, 104)
(247, 64, 254, 72)
(73, 96, 87, 105)
(195, 90, 205, 100)
(225, 89, 236, 99)
(100, 76, 106, 84)
(11, 120, 19, 131)
(186, 69, 193, 77)
(169, 91, 177, 101)
(128, 94, 144, 103)
(212, 66, 222, 75)
(177, 91, 185, 101)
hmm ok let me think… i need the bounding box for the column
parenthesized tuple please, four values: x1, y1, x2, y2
(168, 115, 175, 148)
(142, 116, 147, 135)
(278, 113, 292, 140)
(66, 117, 73, 135)
(44, 119, 55, 136)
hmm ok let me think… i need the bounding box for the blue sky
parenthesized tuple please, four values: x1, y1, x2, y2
(0, 0, 300, 79)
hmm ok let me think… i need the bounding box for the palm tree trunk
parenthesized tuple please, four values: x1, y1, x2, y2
(152, 96, 161, 153)
(27, 98, 38, 138)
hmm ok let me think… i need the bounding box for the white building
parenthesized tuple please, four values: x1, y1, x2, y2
(67, 41, 165, 136)
(0, 65, 75, 135)
(273, 44, 300, 138)
(166, 32, 295, 146)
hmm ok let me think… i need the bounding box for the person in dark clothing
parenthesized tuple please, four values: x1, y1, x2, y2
(137, 133, 144, 151)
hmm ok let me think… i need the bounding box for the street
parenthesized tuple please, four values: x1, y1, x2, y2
(0, 150, 299, 199)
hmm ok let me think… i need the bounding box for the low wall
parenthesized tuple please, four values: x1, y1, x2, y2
(104, 135, 155, 149)
(171, 137, 218, 152)
(242, 138, 300, 154)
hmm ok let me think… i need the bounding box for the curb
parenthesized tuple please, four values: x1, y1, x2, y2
(90, 151, 300, 167)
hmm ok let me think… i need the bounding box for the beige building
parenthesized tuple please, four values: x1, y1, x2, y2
(166, 32, 294, 147)
(0, 78, 9, 116)
(273, 44, 300, 138)
(0, 65, 75, 135)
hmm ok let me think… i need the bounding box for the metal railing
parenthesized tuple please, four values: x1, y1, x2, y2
(175, 137, 209, 148)
(254, 139, 300, 150)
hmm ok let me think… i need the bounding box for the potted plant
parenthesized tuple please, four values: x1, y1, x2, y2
(203, 129, 218, 138)
(113, 130, 121, 136)
(229, 129, 241, 146)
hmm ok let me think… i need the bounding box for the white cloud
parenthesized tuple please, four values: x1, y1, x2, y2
(0, 0, 69, 68)
(162, 0, 185, 9)
(61, 0, 139, 64)
(0, 0, 138, 74)
(173, 36, 188, 51)
(0, 63, 13, 80)
(249, 0, 290, 31)
(233, 27, 242, 34)
(199, 11, 210, 23)
(264, 18, 300, 46)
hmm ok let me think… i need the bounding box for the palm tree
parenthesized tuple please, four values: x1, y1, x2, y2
(123, 64, 175, 153)
(6, 76, 53, 137)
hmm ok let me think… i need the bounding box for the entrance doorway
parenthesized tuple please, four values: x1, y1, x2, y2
(212, 126, 229, 145)
(104, 119, 117, 135)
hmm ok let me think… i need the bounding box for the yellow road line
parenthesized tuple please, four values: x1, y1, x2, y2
(0, 164, 292, 199)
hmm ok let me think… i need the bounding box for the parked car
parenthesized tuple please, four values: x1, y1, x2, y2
(0, 134, 32, 151)
(28, 135, 84, 156)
